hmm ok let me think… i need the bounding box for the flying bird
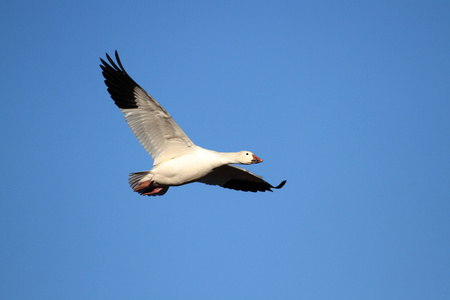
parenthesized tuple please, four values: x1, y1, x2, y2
(100, 51, 286, 196)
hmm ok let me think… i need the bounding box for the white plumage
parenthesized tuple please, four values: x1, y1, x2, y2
(100, 51, 285, 196)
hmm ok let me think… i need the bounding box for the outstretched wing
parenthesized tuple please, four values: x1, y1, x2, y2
(198, 165, 286, 192)
(100, 51, 195, 165)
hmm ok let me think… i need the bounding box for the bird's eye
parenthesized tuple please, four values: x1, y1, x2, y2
(246, 153, 249, 155)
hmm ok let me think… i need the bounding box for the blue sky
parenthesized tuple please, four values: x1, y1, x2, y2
(1, 0, 449, 299)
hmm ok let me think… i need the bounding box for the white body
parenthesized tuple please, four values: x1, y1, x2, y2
(151, 147, 225, 185)
(100, 51, 285, 196)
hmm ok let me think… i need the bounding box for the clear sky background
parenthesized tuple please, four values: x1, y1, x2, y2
(1, 1, 449, 299)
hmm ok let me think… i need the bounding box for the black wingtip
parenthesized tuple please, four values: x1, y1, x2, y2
(100, 50, 141, 109)
(273, 180, 286, 189)
(114, 50, 126, 71)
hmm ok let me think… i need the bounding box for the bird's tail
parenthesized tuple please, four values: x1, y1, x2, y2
(129, 171, 169, 196)
(129, 171, 152, 190)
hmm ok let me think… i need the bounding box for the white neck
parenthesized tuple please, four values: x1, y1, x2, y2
(219, 151, 242, 164)
(197, 147, 242, 166)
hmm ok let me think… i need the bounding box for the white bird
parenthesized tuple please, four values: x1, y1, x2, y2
(100, 51, 286, 196)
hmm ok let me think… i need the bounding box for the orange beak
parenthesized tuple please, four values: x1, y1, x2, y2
(251, 154, 263, 164)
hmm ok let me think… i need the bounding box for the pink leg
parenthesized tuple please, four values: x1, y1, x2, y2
(142, 187, 164, 195)
(134, 179, 152, 192)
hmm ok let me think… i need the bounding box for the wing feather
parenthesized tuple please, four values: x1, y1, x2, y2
(100, 51, 195, 165)
(198, 165, 286, 193)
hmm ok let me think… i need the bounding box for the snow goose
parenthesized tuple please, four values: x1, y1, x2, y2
(100, 51, 286, 196)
